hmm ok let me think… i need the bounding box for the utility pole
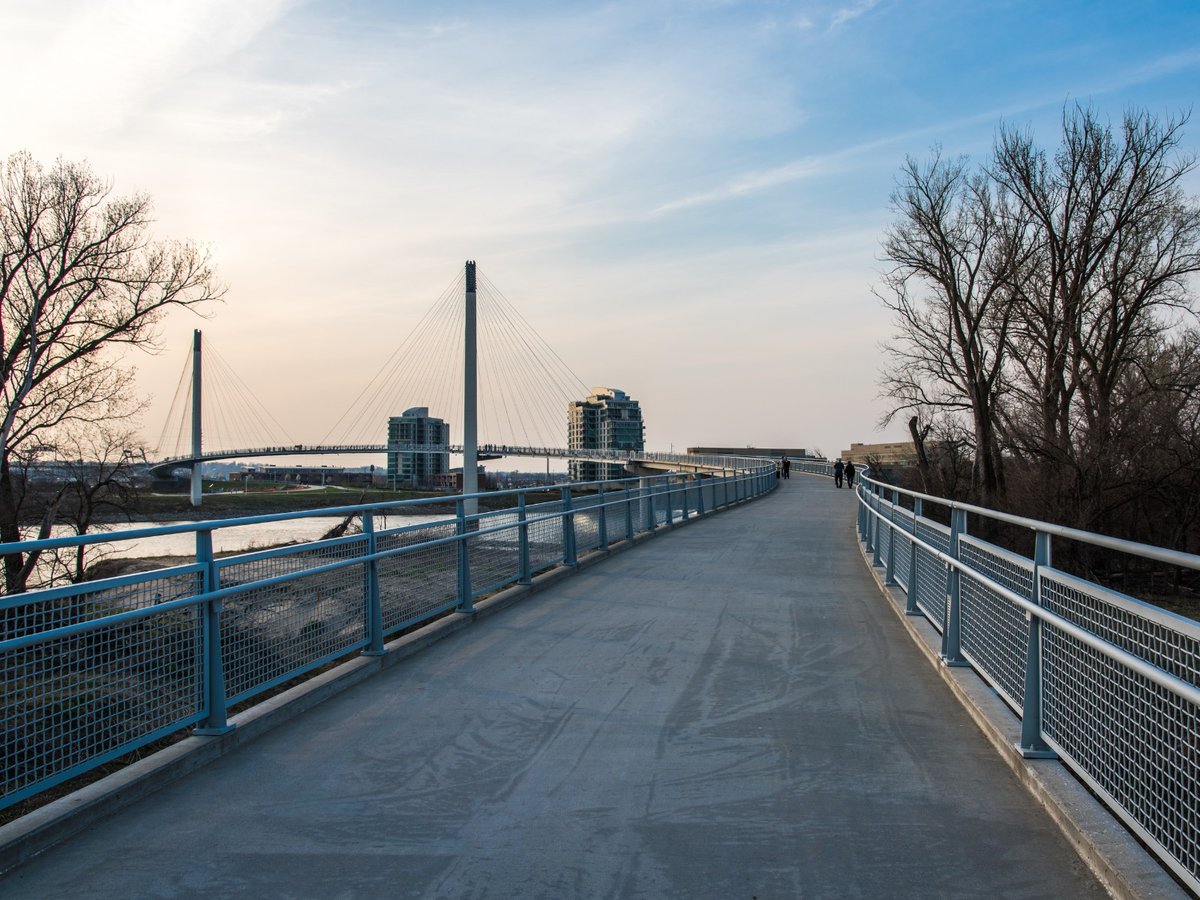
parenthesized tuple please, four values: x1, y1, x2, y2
(463, 261, 479, 518)
(191, 329, 203, 507)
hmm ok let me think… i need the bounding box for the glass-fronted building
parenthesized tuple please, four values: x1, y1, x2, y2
(387, 407, 450, 487)
(568, 387, 645, 482)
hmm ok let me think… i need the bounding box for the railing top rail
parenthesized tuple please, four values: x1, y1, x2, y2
(0, 456, 772, 556)
(859, 471, 1200, 573)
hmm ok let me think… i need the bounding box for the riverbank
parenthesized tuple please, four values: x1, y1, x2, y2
(88, 485, 557, 524)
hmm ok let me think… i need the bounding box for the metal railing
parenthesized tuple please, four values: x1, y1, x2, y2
(0, 458, 777, 813)
(841, 468, 1200, 894)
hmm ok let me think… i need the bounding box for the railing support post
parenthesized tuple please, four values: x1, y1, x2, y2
(194, 529, 234, 736)
(561, 486, 578, 566)
(362, 511, 385, 656)
(906, 498, 922, 615)
(1018, 530, 1056, 757)
(517, 493, 532, 584)
(624, 483, 634, 541)
(695, 473, 705, 517)
(597, 483, 609, 551)
(941, 507, 969, 666)
(456, 498, 475, 613)
(665, 478, 675, 529)
(885, 489, 898, 586)
(644, 479, 657, 532)
(680, 476, 689, 521)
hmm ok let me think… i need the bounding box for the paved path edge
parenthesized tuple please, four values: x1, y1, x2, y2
(854, 524, 1192, 900)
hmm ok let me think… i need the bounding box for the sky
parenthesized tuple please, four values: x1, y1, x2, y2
(2, 0, 1199, 468)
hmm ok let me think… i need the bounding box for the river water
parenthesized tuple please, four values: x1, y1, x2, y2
(61, 512, 455, 561)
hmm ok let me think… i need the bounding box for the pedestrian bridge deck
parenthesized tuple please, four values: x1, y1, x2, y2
(3, 477, 1107, 898)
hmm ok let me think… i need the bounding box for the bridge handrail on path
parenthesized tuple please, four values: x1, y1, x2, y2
(0, 456, 776, 816)
(836, 467, 1200, 895)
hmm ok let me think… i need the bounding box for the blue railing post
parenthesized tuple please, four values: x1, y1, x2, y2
(517, 493, 532, 584)
(885, 489, 898, 586)
(363, 511, 384, 656)
(194, 529, 234, 736)
(680, 476, 690, 521)
(456, 498, 475, 613)
(858, 484, 868, 541)
(666, 478, 676, 529)
(941, 507, 968, 666)
(561, 486, 578, 566)
(597, 483, 609, 551)
(624, 483, 634, 541)
(644, 478, 657, 532)
(1018, 530, 1056, 757)
(721, 469, 729, 508)
(906, 497, 922, 615)
(695, 473, 705, 517)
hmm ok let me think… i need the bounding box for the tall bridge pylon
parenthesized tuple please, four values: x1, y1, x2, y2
(155, 261, 594, 507)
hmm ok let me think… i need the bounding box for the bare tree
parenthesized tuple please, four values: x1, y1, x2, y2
(991, 106, 1200, 524)
(1, 152, 223, 593)
(878, 106, 1200, 540)
(48, 423, 146, 583)
(878, 151, 1032, 505)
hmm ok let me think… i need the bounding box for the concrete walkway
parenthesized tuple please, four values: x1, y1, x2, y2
(3, 477, 1106, 899)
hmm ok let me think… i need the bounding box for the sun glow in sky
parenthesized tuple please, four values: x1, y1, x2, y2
(3, 0, 1199, 463)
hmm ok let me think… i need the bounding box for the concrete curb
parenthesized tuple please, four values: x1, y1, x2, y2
(0, 491, 772, 876)
(855, 528, 1191, 900)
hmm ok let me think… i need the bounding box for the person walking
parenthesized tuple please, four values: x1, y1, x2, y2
(845, 460, 856, 488)
(781, 457, 791, 479)
(833, 459, 844, 488)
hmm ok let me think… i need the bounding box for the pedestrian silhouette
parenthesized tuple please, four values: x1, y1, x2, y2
(845, 460, 856, 488)
(833, 459, 844, 488)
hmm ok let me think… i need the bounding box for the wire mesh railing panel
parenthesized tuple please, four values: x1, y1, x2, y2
(219, 535, 368, 585)
(2, 602, 204, 809)
(878, 500, 897, 570)
(378, 526, 459, 635)
(958, 535, 1034, 711)
(914, 519, 950, 630)
(467, 513, 520, 598)
(1040, 570, 1200, 891)
(571, 495, 602, 555)
(220, 562, 369, 704)
(526, 499, 565, 573)
(603, 493, 629, 543)
(1, 568, 203, 639)
(892, 508, 915, 590)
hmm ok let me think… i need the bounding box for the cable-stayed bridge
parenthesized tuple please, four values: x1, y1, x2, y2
(149, 261, 722, 504)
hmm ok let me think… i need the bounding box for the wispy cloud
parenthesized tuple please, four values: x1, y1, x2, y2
(830, 0, 881, 29)
(651, 157, 830, 214)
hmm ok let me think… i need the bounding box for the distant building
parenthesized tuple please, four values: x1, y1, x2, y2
(431, 467, 491, 492)
(841, 441, 916, 465)
(568, 387, 645, 482)
(387, 407, 450, 487)
(688, 446, 811, 460)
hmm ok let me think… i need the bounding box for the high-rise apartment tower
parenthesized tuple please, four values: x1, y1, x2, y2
(568, 387, 645, 482)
